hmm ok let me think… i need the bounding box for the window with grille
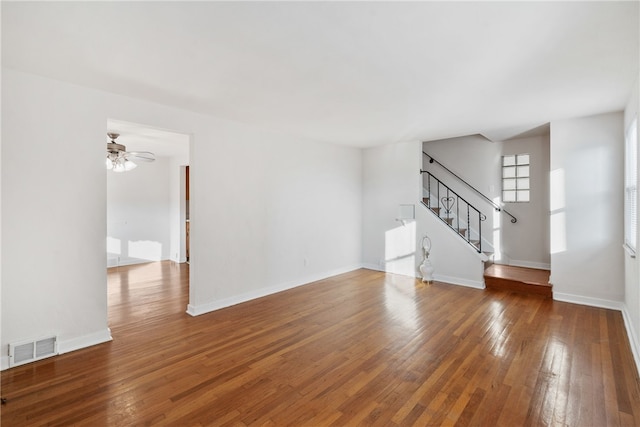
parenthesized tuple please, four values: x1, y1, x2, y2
(625, 118, 637, 255)
(502, 154, 530, 203)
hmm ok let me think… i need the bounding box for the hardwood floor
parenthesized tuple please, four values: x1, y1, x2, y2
(2, 262, 640, 425)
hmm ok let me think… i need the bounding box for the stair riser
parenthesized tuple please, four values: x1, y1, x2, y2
(484, 277, 553, 298)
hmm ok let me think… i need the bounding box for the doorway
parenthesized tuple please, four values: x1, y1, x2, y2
(186, 165, 190, 263)
(105, 119, 191, 319)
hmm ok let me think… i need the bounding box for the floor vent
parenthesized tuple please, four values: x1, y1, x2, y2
(9, 336, 58, 368)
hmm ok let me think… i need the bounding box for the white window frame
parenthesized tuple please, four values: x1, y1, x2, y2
(502, 154, 530, 203)
(624, 117, 637, 257)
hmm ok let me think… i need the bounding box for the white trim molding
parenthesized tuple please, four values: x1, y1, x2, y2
(58, 328, 113, 355)
(434, 274, 485, 290)
(621, 305, 640, 377)
(553, 292, 624, 311)
(361, 265, 485, 290)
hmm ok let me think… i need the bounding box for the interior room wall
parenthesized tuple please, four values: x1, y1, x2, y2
(500, 134, 551, 269)
(550, 111, 625, 306)
(1, 68, 362, 369)
(361, 141, 422, 276)
(2, 69, 111, 369)
(187, 121, 363, 314)
(107, 157, 172, 267)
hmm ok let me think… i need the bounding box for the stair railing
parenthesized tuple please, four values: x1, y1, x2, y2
(421, 151, 517, 223)
(422, 170, 485, 253)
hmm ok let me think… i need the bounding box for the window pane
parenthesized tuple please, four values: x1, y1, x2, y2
(517, 178, 530, 189)
(517, 190, 530, 202)
(503, 155, 515, 166)
(503, 152, 531, 203)
(503, 167, 516, 178)
(503, 190, 516, 202)
(503, 179, 516, 190)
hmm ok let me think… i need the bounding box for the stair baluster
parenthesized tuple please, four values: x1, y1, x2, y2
(421, 170, 486, 253)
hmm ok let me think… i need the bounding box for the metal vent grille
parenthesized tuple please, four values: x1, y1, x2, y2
(9, 336, 58, 367)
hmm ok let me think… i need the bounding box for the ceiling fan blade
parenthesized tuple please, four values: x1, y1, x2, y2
(126, 151, 155, 162)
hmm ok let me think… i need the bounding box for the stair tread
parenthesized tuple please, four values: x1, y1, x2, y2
(421, 197, 485, 256)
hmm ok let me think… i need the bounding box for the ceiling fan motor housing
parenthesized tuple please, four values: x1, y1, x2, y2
(107, 142, 126, 154)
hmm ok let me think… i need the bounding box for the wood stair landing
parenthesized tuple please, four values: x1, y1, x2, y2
(484, 264, 552, 298)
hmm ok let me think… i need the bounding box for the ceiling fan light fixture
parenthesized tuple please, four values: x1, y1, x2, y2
(111, 158, 137, 173)
(105, 132, 153, 173)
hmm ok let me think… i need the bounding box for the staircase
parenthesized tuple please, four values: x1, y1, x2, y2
(421, 196, 482, 251)
(484, 264, 552, 298)
(420, 151, 550, 297)
(420, 170, 488, 254)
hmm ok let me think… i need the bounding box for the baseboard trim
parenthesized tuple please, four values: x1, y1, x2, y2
(509, 260, 551, 270)
(187, 264, 362, 316)
(107, 257, 171, 268)
(361, 264, 484, 289)
(58, 328, 113, 355)
(434, 274, 485, 290)
(621, 305, 640, 377)
(553, 292, 624, 311)
(1, 328, 113, 371)
(361, 263, 384, 272)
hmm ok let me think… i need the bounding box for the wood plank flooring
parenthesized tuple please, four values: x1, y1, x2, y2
(2, 262, 640, 426)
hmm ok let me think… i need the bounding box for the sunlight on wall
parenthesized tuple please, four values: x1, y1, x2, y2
(575, 146, 610, 246)
(384, 221, 416, 276)
(107, 236, 121, 255)
(550, 169, 565, 212)
(550, 168, 566, 254)
(128, 240, 163, 261)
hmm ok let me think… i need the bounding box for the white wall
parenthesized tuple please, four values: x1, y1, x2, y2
(550, 112, 625, 306)
(107, 157, 172, 267)
(501, 134, 551, 269)
(624, 77, 640, 371)
(362, 141, 422, 275)
(362, 141, 484, 287)
(1, 68, 362, 369)
(188, 123, 363, 314)
(2, 69, 111, 368)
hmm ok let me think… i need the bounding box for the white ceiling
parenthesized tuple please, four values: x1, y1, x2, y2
(3, 1, 638, 148)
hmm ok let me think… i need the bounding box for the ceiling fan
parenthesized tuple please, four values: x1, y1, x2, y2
(106, 132, 155, 172)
